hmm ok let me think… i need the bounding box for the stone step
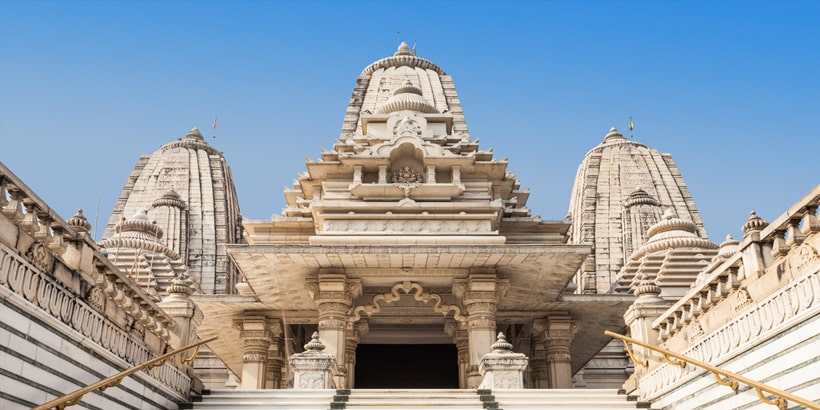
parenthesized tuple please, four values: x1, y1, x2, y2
(191, 388, 646, 410)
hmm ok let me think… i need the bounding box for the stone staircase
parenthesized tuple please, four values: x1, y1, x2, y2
(189, 388, 648, 409)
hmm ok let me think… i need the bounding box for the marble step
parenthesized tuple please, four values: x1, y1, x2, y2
(192, 389, 336, 409)
(491, 389, 642, 409)
(192, 388, 645, 410)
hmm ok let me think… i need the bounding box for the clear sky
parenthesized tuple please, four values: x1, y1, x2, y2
(1, 0, 818, 242)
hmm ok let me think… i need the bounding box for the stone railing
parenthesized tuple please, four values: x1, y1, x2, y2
(0, 163, 191, 396)
(652, 186, 819, 346)
(638, 185, 820, 400)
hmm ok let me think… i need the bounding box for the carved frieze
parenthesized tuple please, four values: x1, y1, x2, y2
(320, 219, 491, 234)
(0, 242, 189, 396)
(349, 281, 467, 325)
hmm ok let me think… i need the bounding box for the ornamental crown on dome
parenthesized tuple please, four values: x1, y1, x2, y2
(376, 80, 439, 114)
(185, 127, 204, 140)
(395, 41, 413, 56)
(629, 208, 718, 260)
(114, 209, 164, 239)
(603, 127, 627, 142)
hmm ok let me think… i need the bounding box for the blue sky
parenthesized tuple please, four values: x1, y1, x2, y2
(1, 0, 818, 241)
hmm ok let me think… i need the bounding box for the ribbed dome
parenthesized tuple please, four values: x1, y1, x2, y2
(375, 80, 439, 114)
(103, 127, 243, 294)
(568, 128, 708, 294)
(341, 42, 469, 139)
(630, 209, 717, 260)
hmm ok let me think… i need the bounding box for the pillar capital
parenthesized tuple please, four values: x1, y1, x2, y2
(233, 316, 281, 389)
(536, 314, 579, 388)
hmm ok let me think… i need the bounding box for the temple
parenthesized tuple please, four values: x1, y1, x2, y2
(1, 43, 817, 409)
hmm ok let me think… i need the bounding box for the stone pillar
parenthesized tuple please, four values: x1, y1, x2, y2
(478, 333, 529, 389)
(235, 317, 280, 389)
(308, 273, 361, 388)
(446, 319, 470, 388)
(264, 330, 284, 389)
(290, 332, 336, 389)
(538, 314, 579, 389)
(529, 331, 549, 388)
(457, 274, 508, 388)
(622, 275, 671, 392)
(344, 320, 368, 388)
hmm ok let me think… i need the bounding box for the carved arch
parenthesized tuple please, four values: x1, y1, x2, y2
(348, 281, 467, 325)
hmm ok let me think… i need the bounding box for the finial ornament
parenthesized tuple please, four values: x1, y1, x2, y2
(742, 210, 768, 234)
(717, 234, 740, 260)
(166, 271, 195, 296)
(490, 332, 513, 352)
(395, 41, 413, 56)
(603, 127, 626, 142)
(304, 332, 326, 351)
(67, 208, 92, 233)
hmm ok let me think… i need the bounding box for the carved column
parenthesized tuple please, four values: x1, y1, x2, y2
(457, 274, 508, 388)
(264, 331, 284, 389)
(308, 273, 361, 388)
(528, 327, 549, 388)
(539, 314, 579, 389)
(235, 317, 280, 389)
(344, 320, 368, 388)
(446, 319, 470, 388)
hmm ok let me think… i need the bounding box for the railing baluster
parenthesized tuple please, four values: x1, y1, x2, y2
(605, 330, 819, 410)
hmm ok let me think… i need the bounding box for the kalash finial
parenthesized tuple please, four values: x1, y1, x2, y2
(304, 332, 326, 351)
(395, 41, 413, 56)
(185, 127, 204, 141)
(67, 209, 92, 233)
(603, 127, 626, 142)
(490, 332, 514, 352)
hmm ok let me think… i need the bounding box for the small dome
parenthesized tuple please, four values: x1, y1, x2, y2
(67, 209, 91, 233)
(717, 234, 740, 259)
(114, 209, 164, 239)
(375, 80, 439, 114)
(624, 187, 661, 208)
(742, 210, 768, 234)
(630, 208, 717, 260)
(152, 189, 187, 209)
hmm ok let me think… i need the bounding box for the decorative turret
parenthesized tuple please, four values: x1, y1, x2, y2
(104, 127, 242, 295)
(99, 210, 193, 299)
(568, 127, 708, 294)
(67, 208, 91, 233)
(742, 210, 769, 238)
(614, 208, 719, 299)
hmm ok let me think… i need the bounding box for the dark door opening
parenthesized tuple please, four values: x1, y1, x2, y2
(354, 344, 458, 388)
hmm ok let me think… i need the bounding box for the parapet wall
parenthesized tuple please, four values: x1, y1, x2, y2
(636, 186, 820, 409)
(0, 163, 192, 409)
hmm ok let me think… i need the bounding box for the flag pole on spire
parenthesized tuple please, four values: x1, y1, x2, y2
(629, 116, 634, 138)
(212, 116, 217, 139)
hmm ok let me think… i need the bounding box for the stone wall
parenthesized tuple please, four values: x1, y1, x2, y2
(0, 163, 192, 409)
(634, 186, 820, 409)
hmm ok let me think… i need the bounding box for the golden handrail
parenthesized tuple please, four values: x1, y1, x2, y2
(605, 330, 819, 410)
(34, 336, 218, 410)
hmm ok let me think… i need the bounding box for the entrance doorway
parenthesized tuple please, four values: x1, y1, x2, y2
(354, 344, 459, 388)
